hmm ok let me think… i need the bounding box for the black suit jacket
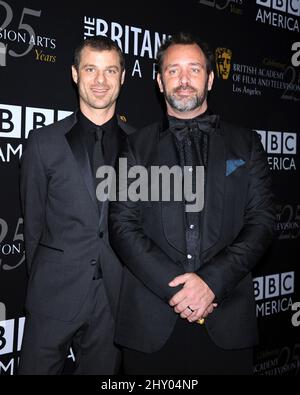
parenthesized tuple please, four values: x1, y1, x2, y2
(109, 119, 275, 352)
(20, 111, 135, 322)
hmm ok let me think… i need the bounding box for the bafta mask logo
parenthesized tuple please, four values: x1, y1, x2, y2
(215, 48, 232, 80)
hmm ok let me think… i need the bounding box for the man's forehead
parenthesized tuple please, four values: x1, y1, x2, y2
(81, 47, 118, 57)
(79, 47, 121, 65)
(163, 44, 205, 63)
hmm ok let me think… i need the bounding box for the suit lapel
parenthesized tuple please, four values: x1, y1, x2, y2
(201, 125, 226, 255)
(158, 129, 186, 253)
(65, 121, 98, 213)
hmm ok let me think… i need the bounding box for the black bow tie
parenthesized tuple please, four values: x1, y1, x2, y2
(169, 113, 219, 142)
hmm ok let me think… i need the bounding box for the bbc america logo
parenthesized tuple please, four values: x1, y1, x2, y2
(256, 0, 300, 16)
(0, 104, 72, 139)
(255, 0, 300, 31)
(256, 130, 297, 155)
(253, 272, 295, 317)
(253, 271, 294, 301)
(255, 130, 297, 171)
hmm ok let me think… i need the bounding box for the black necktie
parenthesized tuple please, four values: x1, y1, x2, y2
(93, 127, 104, 179)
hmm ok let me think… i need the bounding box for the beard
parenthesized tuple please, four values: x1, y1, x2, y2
(163, 78, 209, 113)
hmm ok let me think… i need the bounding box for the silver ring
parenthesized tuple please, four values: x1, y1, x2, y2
(187, 306, 194, 312)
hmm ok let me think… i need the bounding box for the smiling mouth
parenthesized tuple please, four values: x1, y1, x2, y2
(176, 90, 194, 95)
(174, 86, 196, 95)
(174, 90, 196, 99)
(91, 88, 109, 95)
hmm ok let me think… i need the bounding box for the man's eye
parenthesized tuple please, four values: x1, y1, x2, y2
(107, 69, 117, 74)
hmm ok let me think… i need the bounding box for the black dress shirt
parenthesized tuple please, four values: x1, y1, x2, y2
(168, 111, 219, 271)
(77, 110, 118, 173)
(77, 111, 119, 279)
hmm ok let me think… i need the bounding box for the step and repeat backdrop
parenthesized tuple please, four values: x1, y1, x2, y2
(0, 0, 299, 375)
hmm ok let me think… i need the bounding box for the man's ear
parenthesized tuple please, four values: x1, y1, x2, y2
(121, 70, 125, 85)
(208, 71, 214, 91)
(71, 65, 78, 84)
(157, 73, 164, 93)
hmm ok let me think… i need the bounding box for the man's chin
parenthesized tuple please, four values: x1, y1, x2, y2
(173, 99, 196, 110)
(91, 99, 111, 109)
(174, 93, 194, 100)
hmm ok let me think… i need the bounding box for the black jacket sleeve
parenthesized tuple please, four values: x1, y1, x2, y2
(20, 131, 47, 273)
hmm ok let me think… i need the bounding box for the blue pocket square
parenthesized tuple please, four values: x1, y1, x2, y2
(226, 159, 245, 176)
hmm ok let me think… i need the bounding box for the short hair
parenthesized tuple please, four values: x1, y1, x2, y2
(156, 32, 213, 75)
(73, 35, 125, 71)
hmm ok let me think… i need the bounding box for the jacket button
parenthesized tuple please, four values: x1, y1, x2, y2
(90, 259, 97, 266)
(99, 231, 104, 238)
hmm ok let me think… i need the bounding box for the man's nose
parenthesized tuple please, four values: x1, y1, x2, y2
(95, 70, 106, 84)
(179, 69, 190, 85)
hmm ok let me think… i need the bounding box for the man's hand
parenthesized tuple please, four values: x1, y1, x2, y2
(168, 273, 217, 322)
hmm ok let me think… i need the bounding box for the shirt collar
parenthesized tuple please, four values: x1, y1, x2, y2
(78, 110, 117, 134)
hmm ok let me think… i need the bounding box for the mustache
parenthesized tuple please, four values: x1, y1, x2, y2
(174, 85, 196, 93)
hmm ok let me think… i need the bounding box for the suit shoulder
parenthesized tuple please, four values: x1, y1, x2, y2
(28, 113, 76, 142)
(221, 120, 252, 136)
(126, 121, 161, 161)
(24, 113, 76, 158)
(221, 120, 255, 145)
(117, 114, 136, 135)
(220, 120, 264, 161)
(128, 121, 161, 145)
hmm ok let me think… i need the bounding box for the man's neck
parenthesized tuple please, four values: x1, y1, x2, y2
(80, 104, 115, 126)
